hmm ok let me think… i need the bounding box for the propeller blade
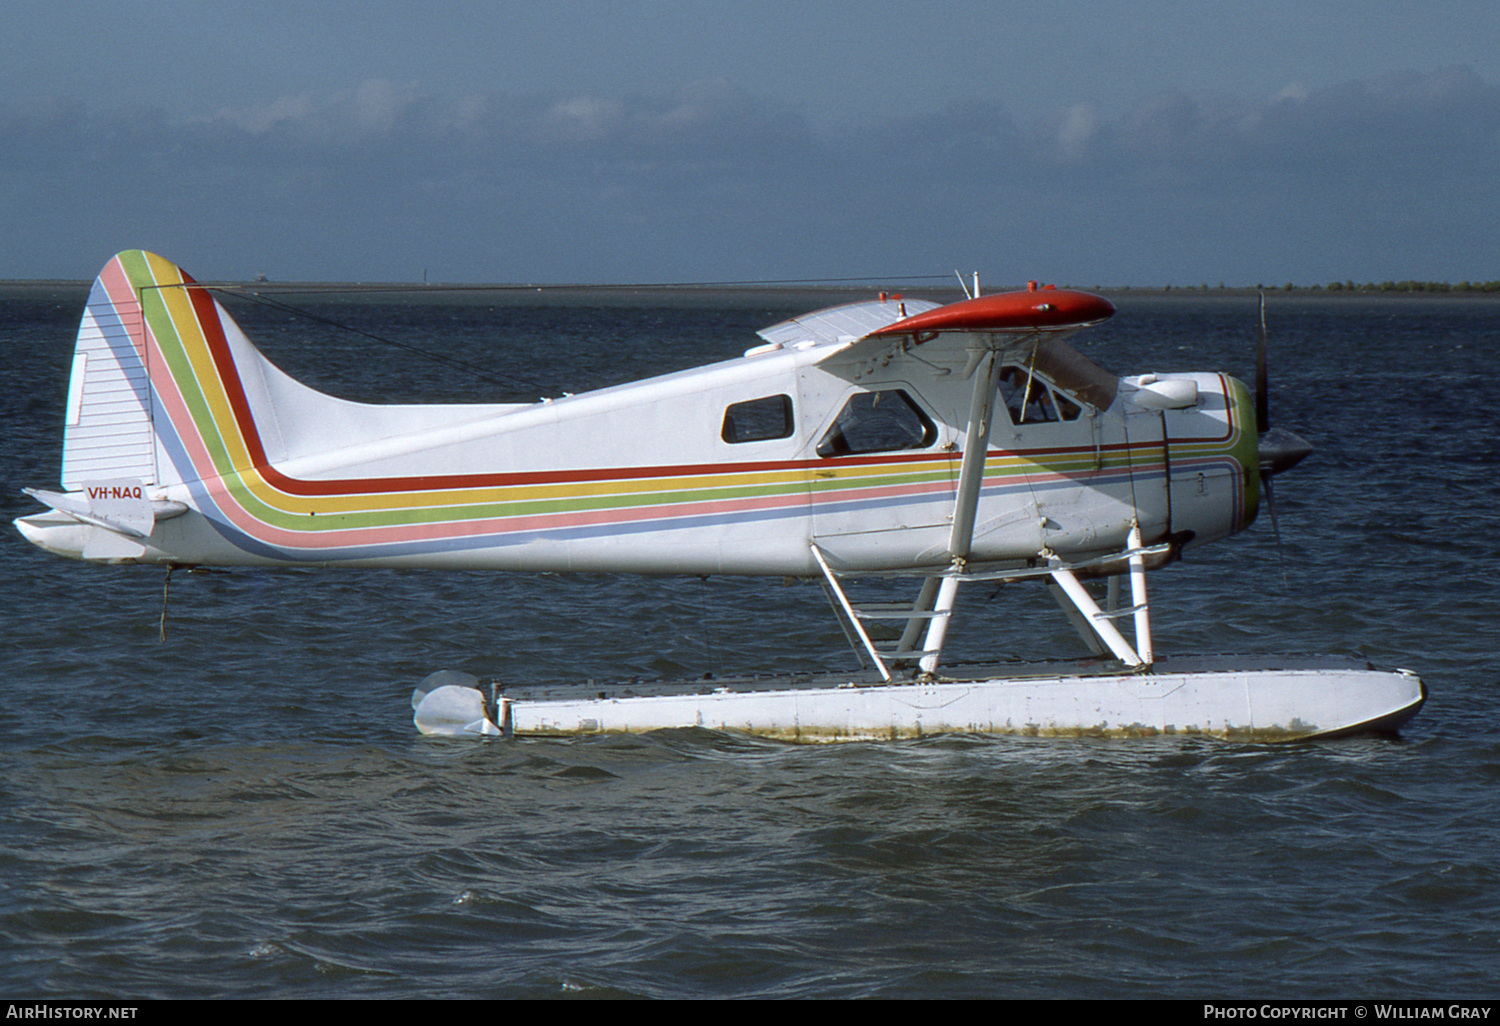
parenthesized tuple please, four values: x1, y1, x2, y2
(1255, 291, 1269, 434)
(1263, 475, 1289, 586)
(1252, 292, 1304, 587)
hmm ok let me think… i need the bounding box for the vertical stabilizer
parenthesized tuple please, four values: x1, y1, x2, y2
(20, 250, 334, 562)
(62, 250, 288, 495)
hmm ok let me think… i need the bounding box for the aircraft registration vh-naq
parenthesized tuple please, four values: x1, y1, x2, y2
(16, 251, 1425, 741)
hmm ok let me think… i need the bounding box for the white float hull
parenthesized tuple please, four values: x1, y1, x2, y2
(477, 657, 1425, 743)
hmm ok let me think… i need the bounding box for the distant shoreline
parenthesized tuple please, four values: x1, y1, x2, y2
(5, 279, 1499, 306)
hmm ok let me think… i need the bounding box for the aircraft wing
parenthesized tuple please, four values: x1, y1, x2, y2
(866, 288, 1115, 340)
(757, 287, 1115, 368)
(756, 298, 940, 347)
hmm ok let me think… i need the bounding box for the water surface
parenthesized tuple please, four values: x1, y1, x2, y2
(2, 286, 1497, 998)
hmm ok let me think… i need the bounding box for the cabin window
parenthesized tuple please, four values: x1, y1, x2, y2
(1000, 366, 1084, 424)
(1053, 391, 1083, 421)
(816, 390, 936, 457)
(722, 394, 794, 444)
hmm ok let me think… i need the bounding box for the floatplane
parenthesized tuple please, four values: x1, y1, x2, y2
(15, 251, 1424, 741)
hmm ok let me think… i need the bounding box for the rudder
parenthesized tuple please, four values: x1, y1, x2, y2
(61, 253, 157, 489)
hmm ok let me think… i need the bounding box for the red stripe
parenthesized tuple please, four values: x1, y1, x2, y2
(158, 286, 1202, 501)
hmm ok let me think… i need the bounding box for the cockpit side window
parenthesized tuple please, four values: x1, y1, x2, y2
(1000, 366, 1056, 423)
(1053, 390, 1082, 421)
(816, 389, 936, 457)
(999, 366, 1086, 424)
(722, 394, 794, 444)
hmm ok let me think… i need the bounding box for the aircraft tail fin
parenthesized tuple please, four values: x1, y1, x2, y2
(60, 250, 279, 493)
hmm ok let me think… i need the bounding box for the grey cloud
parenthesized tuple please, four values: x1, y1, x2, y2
(2, 68, 1497, 284)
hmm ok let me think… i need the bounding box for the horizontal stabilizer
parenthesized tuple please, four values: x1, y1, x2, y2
(23, 484, 186, 539)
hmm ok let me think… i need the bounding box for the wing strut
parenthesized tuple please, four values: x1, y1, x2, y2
(812, 339, 1159, 679)
(1045, 522, 1154, 668)
(915, 349, 1006, 673)
(812, 531, 1166, 681)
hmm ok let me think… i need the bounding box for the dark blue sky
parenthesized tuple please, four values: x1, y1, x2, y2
(4, 0, 1498, 285)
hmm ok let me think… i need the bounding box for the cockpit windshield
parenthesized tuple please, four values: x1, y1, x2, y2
(1029, 339, 1118, 412)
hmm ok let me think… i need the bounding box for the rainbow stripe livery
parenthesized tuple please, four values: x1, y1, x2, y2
(21, 250, 1259, 577)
